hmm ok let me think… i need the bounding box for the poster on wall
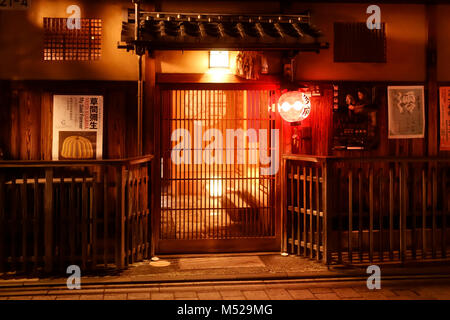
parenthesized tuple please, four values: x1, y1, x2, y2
(332, 84, 380, 150)
(440, 87, 450, 151)
(52, 95, 103, 160)
(388, 86, 425, 139)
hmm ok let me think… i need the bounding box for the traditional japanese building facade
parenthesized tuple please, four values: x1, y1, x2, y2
(0, 0, 449, 274)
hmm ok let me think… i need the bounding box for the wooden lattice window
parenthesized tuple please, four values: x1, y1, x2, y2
(43, 18, 102, 61)
(334, 22, 386, 63)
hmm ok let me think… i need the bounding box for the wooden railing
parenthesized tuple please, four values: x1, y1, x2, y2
(0, 155, 153, 274)
(282, 155, 450, 265)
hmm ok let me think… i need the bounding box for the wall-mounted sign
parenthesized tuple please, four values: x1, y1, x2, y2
(52, 95, 103, 160)
(0, 0, 30, 10)
(388, 86, 425, 139)
(440, 87, 450, 151)
(332, 84, 379, 150)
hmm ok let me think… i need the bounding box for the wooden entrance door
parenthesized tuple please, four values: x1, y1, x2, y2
(155, 87, 281, 253)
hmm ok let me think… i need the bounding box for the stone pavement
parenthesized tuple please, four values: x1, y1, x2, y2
(3, 254, 450, 286)
(1, 277, 450, 300)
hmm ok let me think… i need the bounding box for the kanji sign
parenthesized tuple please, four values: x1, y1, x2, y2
(52, 95, 103, 160)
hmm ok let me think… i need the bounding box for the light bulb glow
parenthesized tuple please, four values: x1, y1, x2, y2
(209, 51, 229, 68)
(277, 91, 311, 123)
(207, 177, 223, 197)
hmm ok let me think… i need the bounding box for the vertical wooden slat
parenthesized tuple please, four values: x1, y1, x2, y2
(281, 158, 287, 253)
(348, 170, 353, 264)
(379, 168, 384, 261)
(115, 165, 126, 269)
(389, 167, 394, 260)
(92, 170, 98, 269)
(369, 167, 374, 263)
(422, 168, 427, 259)
(33, 177, 39, 272)
(10, 89, 20, 159)
(302, 166, 307, 257)
(289, 163, 294, 254)
(432, 166, 437, 258)
(126, 174, 131, 264)
(21, 174, 28, 272)
(412, 167, 417, 259)
(59, 176, 65, 271)
(442, 168, 447, 258)
(0, 173, 5, 272)
(69, 176, 76, 265)
(44, 168, 54, 273)
(309, 168, 313, 259)
(130, 173, 134, 263)
(103, 167, 108, 267)
(81, 176, 88, 270)
(40, 92, 53, 160)
(337, 168, 342, 263)
(296, 165, 300, 255)
(315, 167, 320, 261)
(358, 168, 363, 262)
(400, 162, 407, 263)
(11, 179, 18, 270)
(322, 161, 331, 265)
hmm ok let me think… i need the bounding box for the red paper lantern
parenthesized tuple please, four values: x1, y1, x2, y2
(278, 91, 311, 123)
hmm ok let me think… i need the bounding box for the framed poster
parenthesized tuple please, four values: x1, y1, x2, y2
(388, 86, 425, 139)
(52, 95, 103, 160)
(440, 87, 450, 151)
(332, 84, 380, 150)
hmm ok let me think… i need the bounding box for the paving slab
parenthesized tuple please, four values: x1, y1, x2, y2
(179, 256, 265, 270)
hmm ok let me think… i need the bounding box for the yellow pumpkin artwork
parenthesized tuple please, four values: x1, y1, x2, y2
(60, 135, 94, 159)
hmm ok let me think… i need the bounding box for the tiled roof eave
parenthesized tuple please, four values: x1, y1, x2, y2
(120, 12, 329, 52)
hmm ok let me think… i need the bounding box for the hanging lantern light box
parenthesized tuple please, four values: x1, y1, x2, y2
(278, 90, 313, 154)
(278, 91, 311, 124)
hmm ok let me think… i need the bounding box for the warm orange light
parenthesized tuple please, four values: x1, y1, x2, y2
(207, 177, 223, 197)
(209, 51, 229, 68)
(205, 68, 230, 82)
(278, 91, 311, 123)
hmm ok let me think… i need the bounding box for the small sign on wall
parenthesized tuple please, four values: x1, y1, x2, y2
(388, 86, 425, 139)
(0, 0, 30, 10)
(52, 95, 103, 160)
(440, 87, 450, 151)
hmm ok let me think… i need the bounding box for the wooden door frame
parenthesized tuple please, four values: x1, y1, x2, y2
(152, 73, 282, 254)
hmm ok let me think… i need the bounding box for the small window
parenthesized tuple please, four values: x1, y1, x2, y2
(43, 18, 102, 61)
(334, 22, 386, 63)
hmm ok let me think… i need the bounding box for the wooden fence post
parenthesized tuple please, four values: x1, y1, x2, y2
(44, 168, 54, 273)
(322, 160, 333, 265)
(115, 165, 126, 269)
(399, 162, 407, 263)
(147, 161, 153, 258)
(0, 173, 5, 272)
(281, 158, 287, 253)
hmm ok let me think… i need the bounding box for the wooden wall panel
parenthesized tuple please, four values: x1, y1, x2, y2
(10, 88, 20, 160)
(2, 81, 138, 161)
(18, 89, 41, 160)
(106, 89, 127, 158)
(0, 82, 11, 159)
(40, 92, 53, 160)
(310, 88, 333, 156)
(305, 83, 430, 158)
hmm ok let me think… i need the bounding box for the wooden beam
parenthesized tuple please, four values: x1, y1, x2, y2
(426, 3, 438, 156)
(44, 168, 54, 273)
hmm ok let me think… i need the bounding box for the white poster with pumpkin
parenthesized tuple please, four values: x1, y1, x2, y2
(52, 95, 103, 160)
